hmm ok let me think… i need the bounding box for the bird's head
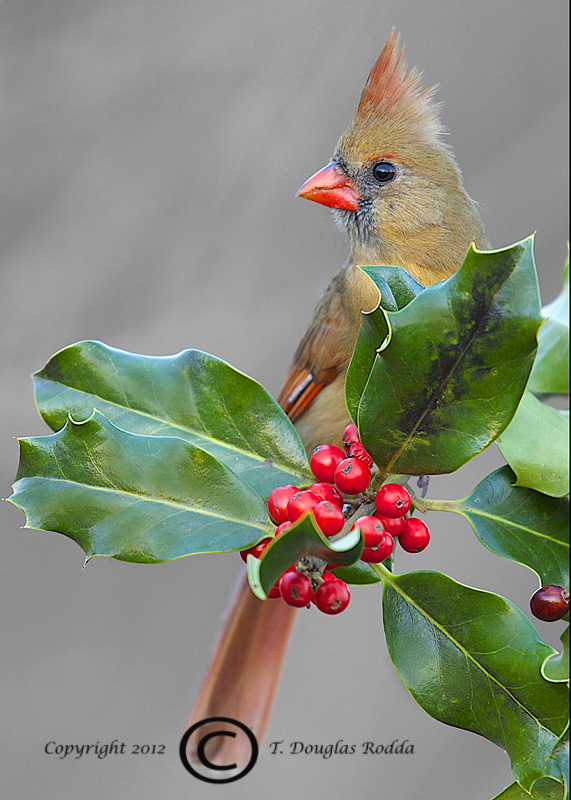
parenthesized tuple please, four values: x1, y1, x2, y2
(297, 30, 488, 284)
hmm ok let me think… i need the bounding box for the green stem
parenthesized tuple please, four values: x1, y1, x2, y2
(370, 561, 393, 584)
(417, 497, 457, 513)
(411, 497, 428, 514)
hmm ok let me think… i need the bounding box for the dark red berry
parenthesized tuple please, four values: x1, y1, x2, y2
(314, 579, 351, 614)
(310, 445, 346, 482)
(334, 457, 371, 494)
(375, 514, 406, 536)
(398, 518, 430, 552)
(313, 500, 345, 537)
(350, 515, 385, 547)
(342, 422, 360, 454)
(240, 537, 272, 562)
(530, 585, 570, 621)
(287, 490, 322, 522)
(275, 521, 293, 537)
(309, 482, 344, 508)
(361, 532, 394, 563)
(374, 483, 411, 518)
(268, 484, 299, 524)
(279, 571, 312, 607)
(348, 441, 373, 468)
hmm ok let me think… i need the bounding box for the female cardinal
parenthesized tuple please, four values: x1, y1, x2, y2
(187, 31, 489, 766)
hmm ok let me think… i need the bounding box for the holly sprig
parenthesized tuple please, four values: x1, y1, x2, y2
(9, 236, 569, 797)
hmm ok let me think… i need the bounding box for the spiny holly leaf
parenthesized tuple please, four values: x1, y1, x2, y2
(491, 778, 565, 800)
(33, 341, 310, 497)
(345, 266, 423, 420)
(423, 467, 569, 590)
(380, 569, 569, 792)
(542, 627, 570, 684)
(360, 265, 425, 312)
(346, 237, 542, 477)
(529, 253, 569, 395)
(9, 410, 273, 563)
(497, 391, 569, 498)
(247, 512, 362, 598)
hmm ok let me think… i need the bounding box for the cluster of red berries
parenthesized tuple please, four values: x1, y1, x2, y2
(355, 483, 430, 560)
(239, 423, 431, 615)
(530, 585, 569, 621)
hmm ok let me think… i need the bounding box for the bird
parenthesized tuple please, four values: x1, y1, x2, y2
(187, 30, 489, 768)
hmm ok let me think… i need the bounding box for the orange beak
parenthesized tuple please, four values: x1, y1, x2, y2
(296, 162, 360, 211)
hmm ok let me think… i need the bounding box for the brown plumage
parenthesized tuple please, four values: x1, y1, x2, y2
(188, 30, 489, 768)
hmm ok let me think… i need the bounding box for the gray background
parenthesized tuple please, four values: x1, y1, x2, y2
(1, 1, 568, 798)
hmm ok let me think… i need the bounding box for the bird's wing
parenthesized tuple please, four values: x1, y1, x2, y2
(278, 275, 347, 421)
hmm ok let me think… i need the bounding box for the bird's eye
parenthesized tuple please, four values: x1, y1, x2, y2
(372, 161, 397, 183)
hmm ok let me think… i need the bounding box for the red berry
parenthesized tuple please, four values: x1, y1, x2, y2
(275, 521, 293, 537)
(310, 445, 346, 482)
(287, 490, 322, 522)
(334, 457, 371, 495)
(375, 514, 406, 536)
(350, 515, 385, 547)
(310, 570, 337, 603)
(361, 532, 394, 563)
(240, 537, 272, 562)
(530, 585, 570, 621)
(309, 482, 344, 508)
(279, 571, 312, 607)
(314, 579, 351, 615)
(398, 518, 430, 552)
(313, 500, 345, 537)
(267, 485, 299, 524)
(342, 422, 360, 454)
(348, 441, 373, 468)
(374, 483, 411, 518)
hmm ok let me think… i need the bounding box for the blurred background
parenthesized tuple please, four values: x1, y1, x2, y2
(1, 1, 568, 798)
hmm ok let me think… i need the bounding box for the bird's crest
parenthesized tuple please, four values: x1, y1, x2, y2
(356, 30, 443, 141)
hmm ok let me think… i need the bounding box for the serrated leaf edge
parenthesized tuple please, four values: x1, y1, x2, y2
(33, 340, 311, 481)
(9, 409, 272, 559)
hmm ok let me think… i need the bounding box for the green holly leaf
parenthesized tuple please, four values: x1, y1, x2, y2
(497, 391, 569, 497)
(423, 467, 569, 590)
(548, 727, 569, 799)
(9, 410, 273, 563)
(345, 266, 423, 421)
(346, 237, 542, 477)
(360, 265, 425, 312)
(381, 569, 569, 792)
(33, 341, 311, 497)
(491, 778, 565, 800)
(542, 627, 570, 684)
(529, 253, 569, 395)
(246, 512, 362, 598)
(329, 560, 381, 585)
